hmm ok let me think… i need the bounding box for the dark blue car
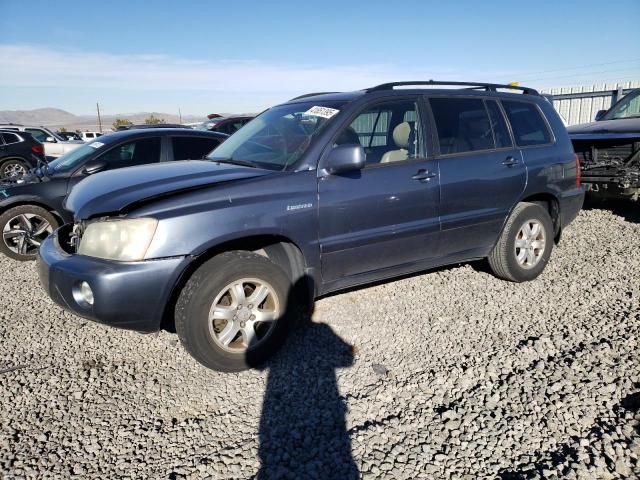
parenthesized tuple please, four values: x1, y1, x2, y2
(37, 81, 584, 371)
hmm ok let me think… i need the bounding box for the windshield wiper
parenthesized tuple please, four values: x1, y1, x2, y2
(211, 158, 258, 168)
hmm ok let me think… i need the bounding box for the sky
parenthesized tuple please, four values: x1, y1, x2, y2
(1, 0, 639, 117)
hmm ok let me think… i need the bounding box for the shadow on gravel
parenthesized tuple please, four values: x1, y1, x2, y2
(583, 195, 640, 224)
(250, 278, 359, 479)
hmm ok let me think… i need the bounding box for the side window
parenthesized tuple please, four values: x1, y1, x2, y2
(430, 97, 494, 155)
(172, 136, 222, 160)
(501, 100, 552, 147)
(350, 109, 391, 147)
(25, 128, 49, 143)
(485, 100, 512, 148)
(97, 137, 162, 168)
(337, 100, 422, 165)
(1, 132, 21, 145)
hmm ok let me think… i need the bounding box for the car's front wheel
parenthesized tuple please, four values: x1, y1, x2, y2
(0, 205, 59, 261)
(175, 251, 295, 372)
(488, 202, 554, 282)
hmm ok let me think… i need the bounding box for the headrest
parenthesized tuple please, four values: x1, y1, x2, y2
(392, 122, 412, 148)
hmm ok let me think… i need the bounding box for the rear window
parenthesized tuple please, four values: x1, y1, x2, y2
(172, 136, 222, 160)
(430, 98, 494, 154)
(501, 100, 552, 147)
(1, 132, 21, 145)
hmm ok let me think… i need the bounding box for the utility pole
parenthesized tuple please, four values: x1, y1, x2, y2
(179, 108, 182, 124)
(96, 102, 103, 133)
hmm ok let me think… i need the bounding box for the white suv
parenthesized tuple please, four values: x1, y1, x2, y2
(0, 124, 83, 159)
(79, 131, 103, 141)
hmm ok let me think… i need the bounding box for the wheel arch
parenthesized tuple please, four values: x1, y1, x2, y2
(0, 156, 30, 168)
(0, 200, 65, 226)
(160, 234, 312, 332)
(520, 192, 561, 242)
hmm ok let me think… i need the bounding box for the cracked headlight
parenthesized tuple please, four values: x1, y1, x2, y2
(78, 218, 158, 261)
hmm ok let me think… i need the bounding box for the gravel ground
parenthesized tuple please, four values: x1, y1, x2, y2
(1, 206, 639, 479)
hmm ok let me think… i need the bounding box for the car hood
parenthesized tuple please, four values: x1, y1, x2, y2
(66, 160, 273, 219)
(567, 118, 640, 138)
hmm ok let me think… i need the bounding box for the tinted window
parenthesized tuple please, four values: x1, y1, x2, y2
(25, 128, 49, 143)
(97, 137, 161, 168)
(485, 100, 512, 148)
(430, 98, 494, 154)
(172, 136, 222, 160)
(502, 100, 552, 147)
(1, 132, 21, 145)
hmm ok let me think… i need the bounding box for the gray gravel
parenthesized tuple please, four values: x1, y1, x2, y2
(1, 206, 639, 479)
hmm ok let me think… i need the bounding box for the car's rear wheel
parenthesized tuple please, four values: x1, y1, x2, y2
(0, 205, 59, 261)
(1, 159, 29, 178)
(488, 202, 554, 282)
(175, 251, 295, 372)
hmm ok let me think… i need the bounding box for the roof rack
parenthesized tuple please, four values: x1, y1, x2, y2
(365, 81, 539, 95)
(289, 92, 339, 101)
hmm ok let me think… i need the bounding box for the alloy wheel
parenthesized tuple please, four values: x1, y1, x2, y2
(514, 219, 546, 269)
(2, 213, 53, 256)
(208, 278, 281, 353)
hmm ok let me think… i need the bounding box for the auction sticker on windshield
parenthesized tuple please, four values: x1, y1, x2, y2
(88, 142, 104, 149)
(304, 106, 340, 119)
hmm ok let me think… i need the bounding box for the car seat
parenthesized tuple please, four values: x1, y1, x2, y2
(381, 122, 414, 163)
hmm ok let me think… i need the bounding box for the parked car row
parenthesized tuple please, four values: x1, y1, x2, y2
(0, 128, 227, 260)
(25, 80, 584, 373)
(0, 124, 83, 160)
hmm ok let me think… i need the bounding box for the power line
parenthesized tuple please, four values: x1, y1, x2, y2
(512, 58, 640, 81)
(523, 66, 640, 83)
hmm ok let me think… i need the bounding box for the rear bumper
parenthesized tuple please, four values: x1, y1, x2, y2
(37, 228, 190, 333)
(559, 187, 585, 228)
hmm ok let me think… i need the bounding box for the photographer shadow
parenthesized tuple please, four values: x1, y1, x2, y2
(249, 277, 358, 479)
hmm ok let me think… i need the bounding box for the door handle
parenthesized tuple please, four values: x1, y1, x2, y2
(412, 169, 437, 182)
(502, 156, 519, 167)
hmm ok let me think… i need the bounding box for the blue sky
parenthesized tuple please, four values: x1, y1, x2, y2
(1, 0, 639, 116)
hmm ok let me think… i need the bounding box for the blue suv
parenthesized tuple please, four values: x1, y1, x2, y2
(37, 81, 584, 371)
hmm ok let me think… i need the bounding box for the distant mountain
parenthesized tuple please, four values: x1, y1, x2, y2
(0, 108, 206, 131)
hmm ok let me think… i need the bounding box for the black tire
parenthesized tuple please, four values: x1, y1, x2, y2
(0, 205, 59, 261)
(0, 158, 29, 178)
(488, 202, 554, 282)
(175, 250, 296, 372)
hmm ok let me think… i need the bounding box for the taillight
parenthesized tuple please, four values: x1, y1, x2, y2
(32, 144, 44, 155)
(575, 154, 581, 187)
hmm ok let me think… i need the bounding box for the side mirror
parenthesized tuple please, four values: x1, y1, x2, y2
(45, 136, 56, 143)
(595, 109, 607, 121)
(324, 144, 366, 175)
(82, 160, 107, 175)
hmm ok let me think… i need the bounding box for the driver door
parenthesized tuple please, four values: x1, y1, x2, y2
(318, 97, 441, 282)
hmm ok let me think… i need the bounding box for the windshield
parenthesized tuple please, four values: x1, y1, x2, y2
(47, 143, 101, 173)
(603, 89, 640, 120)
(195, 119, 221, 131)
(207, 101, 345, 170)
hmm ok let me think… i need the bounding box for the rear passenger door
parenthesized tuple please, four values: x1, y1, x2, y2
(430, 96, 526, 257)
(170, 136, 224, 160)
